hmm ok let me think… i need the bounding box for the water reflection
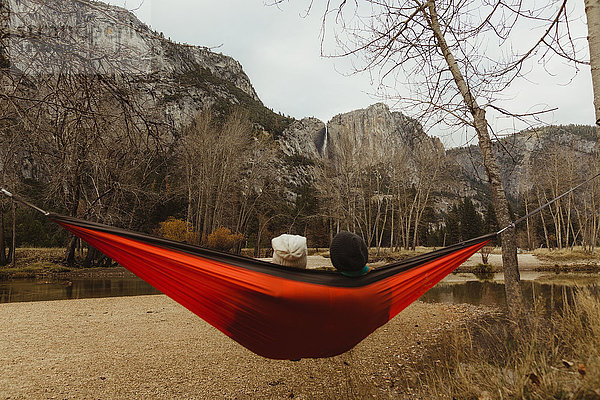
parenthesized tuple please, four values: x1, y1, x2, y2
(421, 280, 600, 310)
(0, 273, 598, 306)
(0, 278, 160, 303)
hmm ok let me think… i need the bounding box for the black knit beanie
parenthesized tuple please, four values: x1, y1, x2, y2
(330, 231, 369, 276)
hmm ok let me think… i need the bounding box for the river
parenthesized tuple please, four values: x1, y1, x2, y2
(1, 270, 598, 306)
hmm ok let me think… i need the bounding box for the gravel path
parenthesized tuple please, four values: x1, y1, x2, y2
(462, 253, 542, 269)
(0, 295, 493, 399)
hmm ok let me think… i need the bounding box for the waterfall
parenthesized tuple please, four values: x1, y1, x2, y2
(322, 123, 328, 155)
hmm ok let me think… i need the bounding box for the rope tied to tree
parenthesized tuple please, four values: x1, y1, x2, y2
(0, 188, 49, 216)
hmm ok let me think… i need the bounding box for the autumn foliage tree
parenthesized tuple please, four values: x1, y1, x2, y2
(206, 227, 244, 252)
(154, 217, 200, 245)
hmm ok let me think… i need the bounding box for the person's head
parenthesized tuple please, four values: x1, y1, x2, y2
(329, 231, 369, 277)
(271, 234, 308, 268)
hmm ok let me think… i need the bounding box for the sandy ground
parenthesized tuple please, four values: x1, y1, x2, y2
(0, 295, 493, 399)
(461, 253, 542, 269)
(262, 253, 545, 270)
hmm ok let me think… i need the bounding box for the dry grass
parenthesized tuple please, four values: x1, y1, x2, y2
(400, 288, 600, 399)
(535, 273, 600, 286)
(14, 247, 66, 264)
(0, 263, 72, 279)
(533, 247, 600, 263)
(0, 248, 74, 278)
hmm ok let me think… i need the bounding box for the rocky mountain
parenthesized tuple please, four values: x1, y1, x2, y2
(5, 0, 289, 134)
(325, 103, 441, 160)
(447, 125, 597, 200)
(277, 102, 598, 214)
(273, 103, 447, 202)
(277, 117, 326, 160)
(277, 103, 440, 161)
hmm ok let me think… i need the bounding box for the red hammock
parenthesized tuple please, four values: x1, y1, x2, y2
(50, 214, 493, 360)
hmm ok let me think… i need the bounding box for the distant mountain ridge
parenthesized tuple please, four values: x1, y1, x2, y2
(447, 125, 597, 200)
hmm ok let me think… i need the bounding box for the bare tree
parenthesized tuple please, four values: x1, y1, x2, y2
(407, 141, 444, 250)
(1, 0, 174, 265)
(531, 140, 591, 250)
(270, 0, 590, 317)
(205, 109, 250, 236)
(180, 107, 280, 248)
(389, 145, 441, 251)
(576, 183, 600, 253)
(315, 124, 363, 234)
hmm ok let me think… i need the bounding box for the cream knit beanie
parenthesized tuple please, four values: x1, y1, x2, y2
(271, 234, 308, 268)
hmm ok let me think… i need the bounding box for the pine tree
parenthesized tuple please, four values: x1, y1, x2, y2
(460, 198, 484, 240)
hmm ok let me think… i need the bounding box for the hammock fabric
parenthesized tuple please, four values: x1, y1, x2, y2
(50, 214, 494, 360)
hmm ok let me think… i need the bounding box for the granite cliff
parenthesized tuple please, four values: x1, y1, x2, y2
(5, 0, 282, 133)
(447, 125, 597, 200)
(274, 103, 449, 203)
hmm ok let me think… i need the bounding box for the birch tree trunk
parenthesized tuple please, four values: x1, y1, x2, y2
(537, 190, 551, 249)
(586, 0, 600, 252)
(524, 196, 532, 250)
(585, 0, 600, 142)
(426, 0, 523, 317)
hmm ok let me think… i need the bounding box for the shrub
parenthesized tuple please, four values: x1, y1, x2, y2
(474, 263, 493, 273)
(473, 263, 494, 281)
(154, 217, 199, 244)
(480, 245, 493, 264)
(207, 227, 243, 252)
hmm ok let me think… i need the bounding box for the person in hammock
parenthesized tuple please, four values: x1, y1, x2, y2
(271, 233, 308, 268)
(329, 231, 371, 277)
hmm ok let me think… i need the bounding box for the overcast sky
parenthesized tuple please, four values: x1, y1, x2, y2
(110, 0, 595, 148)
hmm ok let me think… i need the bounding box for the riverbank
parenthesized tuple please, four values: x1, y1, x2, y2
(0, 295, 495, 399)
(2, 247, 600, 280)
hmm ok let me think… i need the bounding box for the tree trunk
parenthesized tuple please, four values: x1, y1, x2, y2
(389, 202, 394, 251)
(474, 109, 522, 318)
(585, 0, 600, 145)
(0, 0, 9, 266)
(586, 0, 600, 253)
(592, 194, 598, 253)
(538, 194, 551, 249)
(6, 236, 12, 265)
(0, 0, 9, 69)
(83, 246, 109, 268)
(64, 236, 78, 266)
(11, 198, 16, 268)
(254, 214, 264, 258)
(186, 166, 193, 226)
(426, 0, 523, 318)
(524, 196, 532, 250)
(63, 181, 81, 266)
(0, 198, 6, 265)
